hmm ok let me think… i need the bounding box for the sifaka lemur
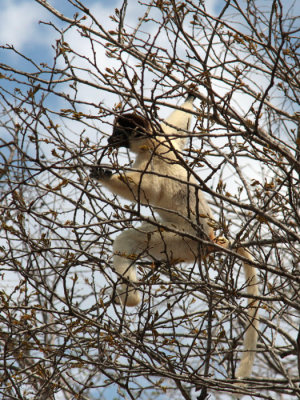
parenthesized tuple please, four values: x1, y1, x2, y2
(90, 95, 259, 379)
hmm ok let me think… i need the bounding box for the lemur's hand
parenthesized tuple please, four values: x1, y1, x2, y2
(90, 165, 112, 180)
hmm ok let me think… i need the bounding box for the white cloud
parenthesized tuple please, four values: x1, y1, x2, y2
(0, 0, 51, 48)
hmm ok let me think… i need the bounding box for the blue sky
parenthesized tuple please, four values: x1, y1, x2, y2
(0, 0, 222, 90)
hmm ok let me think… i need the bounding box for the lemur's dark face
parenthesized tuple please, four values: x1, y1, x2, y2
(108, 113, 151, 149)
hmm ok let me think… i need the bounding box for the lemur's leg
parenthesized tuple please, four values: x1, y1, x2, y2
(112, 222, 202, 306)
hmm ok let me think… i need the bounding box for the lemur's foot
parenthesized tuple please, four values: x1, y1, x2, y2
(112, 286, 141, 307)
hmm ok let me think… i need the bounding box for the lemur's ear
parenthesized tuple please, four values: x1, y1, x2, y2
(108, 113, 151, 148)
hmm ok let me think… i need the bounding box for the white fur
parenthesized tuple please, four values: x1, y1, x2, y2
(91, 97, 259, 379)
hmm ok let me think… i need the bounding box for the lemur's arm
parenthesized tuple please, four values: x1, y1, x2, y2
(90, 166, 159, 204)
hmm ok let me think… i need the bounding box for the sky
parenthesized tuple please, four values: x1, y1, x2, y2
(0, 0, 120, 69)
(0, 0, 217, 50)
(1, 0, 298, 127)
(1, 0, 298, 102)
(0, 0, 221, 90)
(0, 0, 226, 178)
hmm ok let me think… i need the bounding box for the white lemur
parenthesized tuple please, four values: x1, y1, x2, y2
(90, 95, 259, 379)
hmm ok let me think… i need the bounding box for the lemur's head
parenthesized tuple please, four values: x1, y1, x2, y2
(108, 113, 156, 153)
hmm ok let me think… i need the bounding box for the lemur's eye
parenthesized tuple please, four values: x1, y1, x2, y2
(132, 127, 146, 138)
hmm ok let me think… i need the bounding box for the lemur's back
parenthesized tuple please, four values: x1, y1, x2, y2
(147, 156, 213, 238)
